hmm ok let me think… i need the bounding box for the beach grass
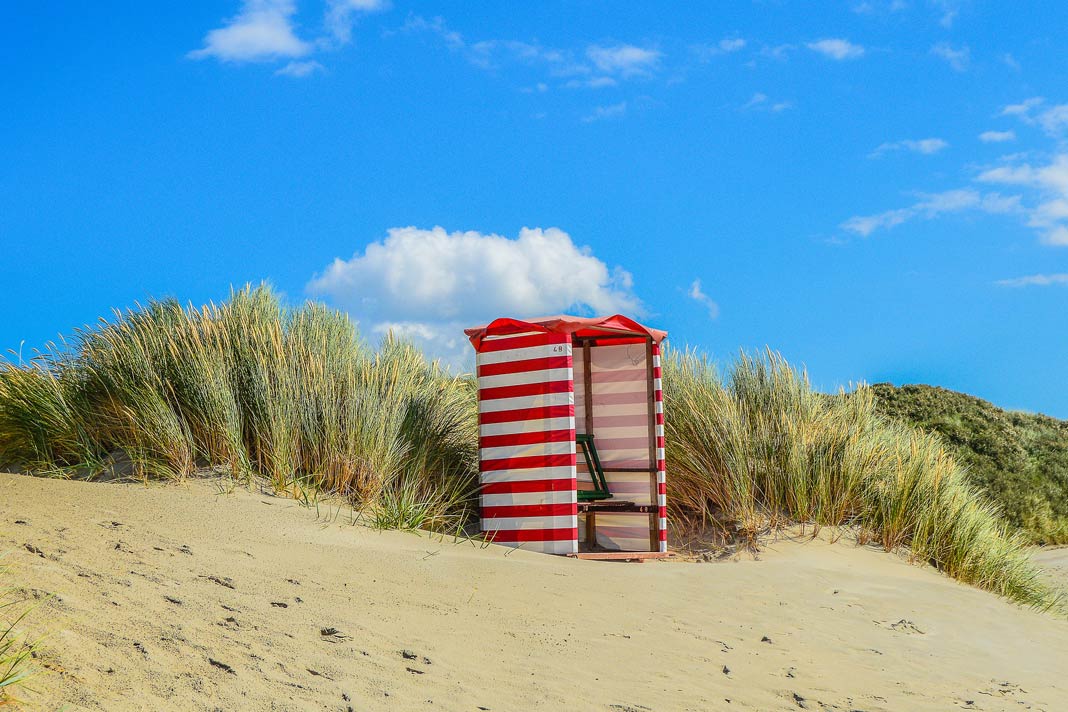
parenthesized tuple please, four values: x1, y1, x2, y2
(0, 559, 38, 705)
(664, 349, 1060, 610)
(0, 287, 1060, 610)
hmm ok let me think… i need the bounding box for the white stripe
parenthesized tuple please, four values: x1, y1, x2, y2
(657, 494, 667, 507)
(481, 440, 575, 462)
(659, 541, 667, 553)
(478, 342, 570, 366)
(481, 515, 577, 530)
(653, 378, 662, 391)
(656, 447, 665, 460)
(490, 539, 577, 554)
(479, 465, 576, 484)
(653, 354, 661, 367)
(482, 490, 577, 508)
(478, 367, 573, 389)
(656, 471, 666, 484)
(655, 401, 663, 414)
(655, 424, 664, 437)
(478, 391, 573, 414)
(658, 517, 668, 529)
(480, 417, 574, 437)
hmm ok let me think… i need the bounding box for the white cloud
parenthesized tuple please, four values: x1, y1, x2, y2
(932, 0, 962, 27)
(718, 38, 746, 53)
(1001, 97, 1044, 117)
(841, 189, 1021, 237)
(870, 138, 949, 157)
(325, 0, 388, 44)
(307, 226, 641, 365)
(806, 38, 865, 60)
(565, 76, 617, 89)
(742, 92, 792, 112)
(996, 273, 1068, 287)
(979, 130, 1016, 143)
(931, 42, 970, 71)
(274, 60, 324, 77)
(687, 279, 720, 319)
(586, 44, 661, 76)
(189, 0, 311, 62)
(582, 102, 627, 122)
(1037, 105, 1068, 137)
(978, 154, 1068, 244)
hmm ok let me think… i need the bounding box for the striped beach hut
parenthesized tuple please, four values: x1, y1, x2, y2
(464, 315, 668, 559)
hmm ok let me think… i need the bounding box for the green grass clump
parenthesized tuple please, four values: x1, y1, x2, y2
(0, 285, 478, 530)
(0, 560, 38, 705)
(664, 349, 1060, 610)
(867, 383, 1068, 544)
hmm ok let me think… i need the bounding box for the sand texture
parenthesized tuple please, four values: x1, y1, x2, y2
(2, 471, 1067, 711)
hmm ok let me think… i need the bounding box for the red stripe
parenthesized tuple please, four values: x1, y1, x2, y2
(655, 412, 664, 425)
(481, 503, 577, 519)
(481, 478, 577, 495)
(479, 404, 573, 425)
(478, 355, 571, 377)
(653, 366, 662, 378)
(483, 527, 578, 542)
(478, 333, 565, 353)
(480, 429, 573, 449)
(480, 379, 571, 401)
(654, 391, 663, 402)
(658, 506, 667, 518)
(480, 453, 575, 471)
(659, 529, 667, 541)
(658, 482, 666, 495)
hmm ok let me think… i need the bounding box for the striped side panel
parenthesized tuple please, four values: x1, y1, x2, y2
(477, 332, 578, 555)
(652, 342, 668, 553)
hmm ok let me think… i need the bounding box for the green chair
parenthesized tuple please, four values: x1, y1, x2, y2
(576, 434, 612, 502)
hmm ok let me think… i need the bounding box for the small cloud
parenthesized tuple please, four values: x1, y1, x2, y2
(564, 76, 617, 89)
(188, 0, 312, 62)
(742, 92, 792, 112)
(869, 138, 949, 157)
(995, 273, 1068, 287)
(759, 44, 795, 61)
(1001, 97, 1044, 116)
(1002, 52, 1021, 71)
(931, 42, 970, 71)
(688, 280, 720, 319)
(718, 37, 746, 53)
(979, 130, 1016, 143)
(1037, 105, 1068, 137)
(586, 44, 661, 77)
(582, 101, 627, 123)
(933, 0, 961, 27)
(841, 189, 1021, 237)
(806, 38, 865, 60)
(324, 0, 389, 44)
(274, 60, 324, 77)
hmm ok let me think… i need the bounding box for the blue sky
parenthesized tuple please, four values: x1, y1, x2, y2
(3, 1, 1068, 415)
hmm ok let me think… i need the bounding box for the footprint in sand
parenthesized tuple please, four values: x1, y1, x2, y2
(877, 618, 925, 634)
(320, 627, 352, 643)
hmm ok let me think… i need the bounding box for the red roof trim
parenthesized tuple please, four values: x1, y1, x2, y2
(465, 314, 666, 351)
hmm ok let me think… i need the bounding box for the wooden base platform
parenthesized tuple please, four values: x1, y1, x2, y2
(565, 551, 674, 563)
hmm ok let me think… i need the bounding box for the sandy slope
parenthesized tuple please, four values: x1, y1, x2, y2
(1, 472, 1066, 712)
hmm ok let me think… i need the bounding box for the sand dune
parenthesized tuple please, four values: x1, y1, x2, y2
(2, 471, 1066, 711)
